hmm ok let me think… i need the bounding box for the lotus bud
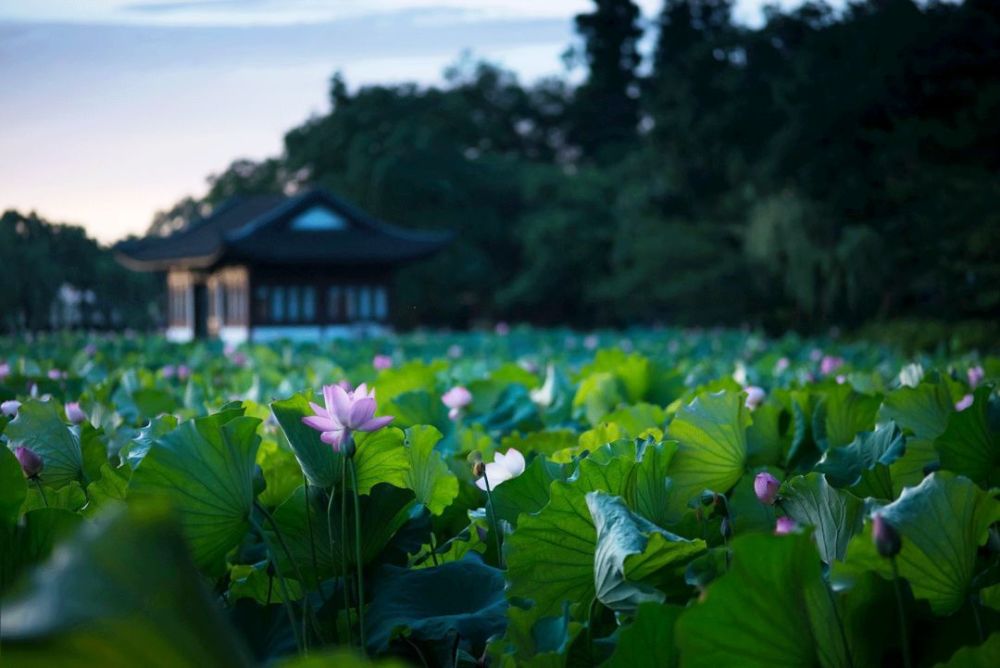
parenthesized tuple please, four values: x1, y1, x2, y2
(373, 354, 393, 370)
(754, 472, 781, 505)
(955, 394, 974, 412)
(14, 446, 44, 478)
(65, 401, 87, 425)
(744, 386, 766, 410)
(872, 514, 902, 558)
(968, 365, 984, 389)
(720, 516, 733, 541)
(1, 399, 21, 417)
(774, 517, 797, 535)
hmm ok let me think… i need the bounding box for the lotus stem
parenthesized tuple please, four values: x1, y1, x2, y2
(251, 517, 303, 654)
(255, 501, 314, 651)
(482, 473, 504, 568)
(349, 458, 368, 654)
(34, 479, 48, 508)
(339, 463, 353, 647)
(890, 557, 911, 668)
(325, 484, 343, 645)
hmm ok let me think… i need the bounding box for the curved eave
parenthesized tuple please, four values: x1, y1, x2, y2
(114, 250, 221, 272)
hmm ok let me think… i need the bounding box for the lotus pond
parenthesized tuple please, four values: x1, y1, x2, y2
(0, 328, 998, 666)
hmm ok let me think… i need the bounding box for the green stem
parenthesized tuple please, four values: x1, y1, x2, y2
(826, 581, 854, 668)
(971, 594, 985, 643)
(33, 479, 48, 508)
(303, 476, 321, 590)
(482, 474, 504, 568)
(429, 533, 440, 568)
(255, 501, 318, 649)
(325, 486, 342, 645)
(349, 458, 368, 654)
(890, 557, 912, 668)
(252, 517, 303, 654)
(340, 464, 353, 647)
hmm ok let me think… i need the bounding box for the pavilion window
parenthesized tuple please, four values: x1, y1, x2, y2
(359, 286, 373, 320)
(254, 286, 269, 322)
(344, 286, 358, 321)
(302, 286, 317, 322)
(327, 286, 342, 321)
(271, 286, 286, 322)
(288, 286, 301, 322)
(374, 287, 388, 321)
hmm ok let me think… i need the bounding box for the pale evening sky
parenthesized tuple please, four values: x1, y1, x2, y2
(0, 0, 828, 244)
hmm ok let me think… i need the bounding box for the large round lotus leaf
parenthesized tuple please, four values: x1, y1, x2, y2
(4, 400, 83, 489)
(836, 472, 1000, 616)
(365, 558, 507, 654)
(666, 390, 749, 513)
(0, 444, 28, 524)
(128, 412, 261, 574)
(0, 505, 253, 667)
(675, 532, 852, 667)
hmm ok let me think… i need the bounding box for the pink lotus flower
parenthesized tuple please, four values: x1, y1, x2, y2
(442, 386, 472, 421)
(302, 383, 393, 452)
(162, 365, 176, 379)
(14, 446, 43, 478)
(47, 369, 64, 381)
(744, 386, 766, 410)
(820, 355, 844, 376)
(373, 354, 393, 371)
(475, 448, 525, 491)
(968, 366, 984, 389)
(774, 517, 797, 535)
(177, 365, 191, 380)
(1, 399, 21, 417)
(0, 362, 10, 380)
(955, 394, 974, 412)
(65, 402, 87, 425)
(754, 472, 781, 505)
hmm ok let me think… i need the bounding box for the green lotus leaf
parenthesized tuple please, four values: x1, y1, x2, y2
(813, 385, 880, 450)
(1, 444, 28, 524)
(0, 505, 253, 666)
(816, 421, 905, 499)
(934, 386, 998, 487)
(675, 532, 852, 667)
(666, 390, 750, 513)
(780, 473, 866, 563)
(605, 602, 683, 668)
(403, 425, 458, 515)
(879, 378, 955, 440)
(365, 559, 507, 654)
(587, 491, 705, 613)
(1, 508, 83, 595)
(836, 472, 1000, 615)
(128, 411, 261, 574)
(4, 400, 83, 489)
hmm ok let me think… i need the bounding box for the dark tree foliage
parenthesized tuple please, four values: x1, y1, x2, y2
(0, 211, 158, 333)
(147, 0, 1000, 332)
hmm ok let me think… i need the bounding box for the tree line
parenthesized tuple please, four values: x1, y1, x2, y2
(7, 0, 999, 334)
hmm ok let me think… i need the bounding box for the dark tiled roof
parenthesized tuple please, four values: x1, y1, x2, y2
(115, 189, 453, 270)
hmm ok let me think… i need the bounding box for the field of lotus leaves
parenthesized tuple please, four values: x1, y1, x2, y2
(1, 328, 998, 667)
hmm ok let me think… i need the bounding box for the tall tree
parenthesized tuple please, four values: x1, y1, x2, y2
(570, 0, 644, 161)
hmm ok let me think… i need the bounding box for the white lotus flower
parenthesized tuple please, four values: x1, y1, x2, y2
(475, 448, 525, 491)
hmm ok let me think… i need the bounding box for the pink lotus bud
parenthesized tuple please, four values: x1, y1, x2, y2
(774, 357, 790, 373)
(872, 513, 901, 558)
(774, 517, 797, 535)
(820, 355, 844, 376)
(955, 394, 974, 412)
(744, 386, 766, 410)
(1, 399, 21, 417)
(754, 472, 781, 505)
(177, 365, 191, 380)
(835, 374, 846, 385)
(47, 369, 64, 381)
(373, 354, 393, 370)
(14, 446, 43, 478)
(162, 365, 176, 378)
(0, 362, 10, 380)
(968, 366, 984, 389)
(65, 401, 87, 425)
(442, 386, 472, 411)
